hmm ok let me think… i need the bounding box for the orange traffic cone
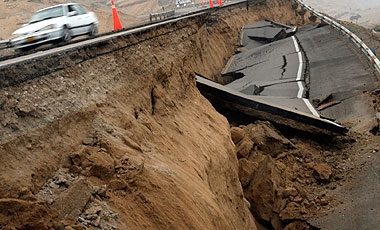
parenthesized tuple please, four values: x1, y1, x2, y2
(217, 0, 223, 5)
(209, 0, 214, 8)
(111, 0, 123, 31)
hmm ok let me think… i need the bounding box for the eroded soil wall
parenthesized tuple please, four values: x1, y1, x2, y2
(0, 1, 309, 229)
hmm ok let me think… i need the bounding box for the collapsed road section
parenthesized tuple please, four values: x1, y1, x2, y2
(0, 0, 316, 229)
(297, 24, 379, 131)
(196, 20, 347, 134)
(1, 0, 379, 229)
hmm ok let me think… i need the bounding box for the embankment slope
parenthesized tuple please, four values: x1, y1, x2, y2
(0, 0, 309, 229)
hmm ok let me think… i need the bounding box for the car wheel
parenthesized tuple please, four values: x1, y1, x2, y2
(88, 24, 98, 37)
(62, 27, 72, 43)
(15, 46, 33, 54)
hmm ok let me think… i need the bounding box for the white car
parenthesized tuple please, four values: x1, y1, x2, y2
(11, 3, 99, 51)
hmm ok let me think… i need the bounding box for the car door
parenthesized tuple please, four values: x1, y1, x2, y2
(66, 4, 82, 36)
(68, 4, 92, 35)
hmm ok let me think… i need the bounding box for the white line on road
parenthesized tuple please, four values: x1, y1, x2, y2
(292, 35, 320, 117)
(292, 36, 300, 52)
(297, 51, 303, 81)
(297, 81, 304, 98)
(303, 98, 320, 117)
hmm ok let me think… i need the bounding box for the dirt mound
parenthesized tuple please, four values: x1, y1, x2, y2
(231, 121, 352, 229)
(0, 199, 58, 229)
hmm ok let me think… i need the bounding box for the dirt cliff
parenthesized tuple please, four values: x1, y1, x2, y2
(0, 0, 309, 229)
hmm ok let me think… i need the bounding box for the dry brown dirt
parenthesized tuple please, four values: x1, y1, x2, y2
(0, 0, 313, 229)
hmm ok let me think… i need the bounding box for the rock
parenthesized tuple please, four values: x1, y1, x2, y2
(244, 121, 294, 157)
(243, 198, 251, 208)
(313, 164, 332, 182)
(109, 179, 128, 191)
(88, 151, 115, 180)
(284, 221, 310, 230)
(238, 158, 258, 187)
(244, 156, 284, 223)
(236, 136, 254, 158)
(230, 127, 245, 144)
(93, 215, 101, 227)
(320, 198, 329, 206)
(16, 103, 38, 117)
(334, 173, 344, 180)
(283, 187, 298, 198)
(55, 174, 68, 186)
(86, 214, 99, 221)
(280, 202, 304, 221)
(82, 137, 96, 146)
(69, 165, 82, 174)
(70, 148, 87, 166)
(97, 185, 107, 198)
(300, 206, 307, 214)
(52, 179, 92, 220)
(270, 214, 284, 230)
(91, 186, 100, 194)
(85, 206, 102, 216)
(294, 196, 303, 204)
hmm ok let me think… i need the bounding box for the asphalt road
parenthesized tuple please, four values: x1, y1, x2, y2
(297, 25, 378, 130)
(310, 150, 380, 230)
(0, 0, 245, 70)
(224, 34, 310, 112)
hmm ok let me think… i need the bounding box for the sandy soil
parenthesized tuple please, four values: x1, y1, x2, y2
(0, 0, 311, 229)
(1, 0, 379, 229)
(303, 0, 380, 29)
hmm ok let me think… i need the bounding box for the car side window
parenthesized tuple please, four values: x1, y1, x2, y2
(68, 5, 77, 14)
(72, 5, 87, 15)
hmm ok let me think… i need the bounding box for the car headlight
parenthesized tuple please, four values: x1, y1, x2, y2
(11, 34, 22, 40)
(38, 24, 57, 32)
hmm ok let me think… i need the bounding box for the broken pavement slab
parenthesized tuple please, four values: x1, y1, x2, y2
(52, 179, 92, 220)
(245, 27, 287, 42)
(239, 20, 297, 49)
(223, 36, 306, 99)
(317, 101, 341, 111)
(226, 37, 300, 75)
(196, 75, 347, 135)
(297, 25, 378, 131)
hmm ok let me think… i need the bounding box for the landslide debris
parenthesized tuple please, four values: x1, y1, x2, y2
(0, 0, 309, 229)
(230, 121, 354, 230)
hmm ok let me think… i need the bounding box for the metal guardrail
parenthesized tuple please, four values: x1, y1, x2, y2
(176, 2, 201, 9)
(294, 0, 380, 74)
(175, 0, 229, 10)
(0, 40, 10, 50)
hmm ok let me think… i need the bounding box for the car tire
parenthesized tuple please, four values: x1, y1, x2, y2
(88, 24, 98, 37)
(15, 46, 33, 54)
(61, 26, 72, 43)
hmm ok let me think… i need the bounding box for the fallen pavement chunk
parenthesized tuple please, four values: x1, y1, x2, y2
(196, 75, 347, 135)
(317, 101, 341, 111)
(52, 179, 91, 220)
(317, 93, 332, 106)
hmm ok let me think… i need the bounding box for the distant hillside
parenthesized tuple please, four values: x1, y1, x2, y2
(0, 0, 162, 39)
(303, 0, 380, 28)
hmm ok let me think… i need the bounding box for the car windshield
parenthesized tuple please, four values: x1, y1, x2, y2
(29, 6, 64, 24)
